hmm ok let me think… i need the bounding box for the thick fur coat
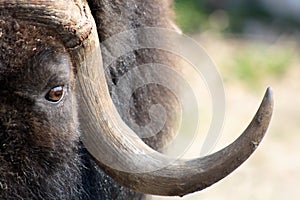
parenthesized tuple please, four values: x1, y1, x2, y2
(0, 1, 178, 199)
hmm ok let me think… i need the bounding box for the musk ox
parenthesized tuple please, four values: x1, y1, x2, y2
(0, 0, 273, 199)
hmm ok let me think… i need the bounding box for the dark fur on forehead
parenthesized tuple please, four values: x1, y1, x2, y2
(0, 12, 84, 199)
(0, 14, 64, 71)
(0, 1, 178, 199)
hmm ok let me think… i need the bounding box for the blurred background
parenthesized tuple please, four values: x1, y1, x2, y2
(150, 0, 300, 199)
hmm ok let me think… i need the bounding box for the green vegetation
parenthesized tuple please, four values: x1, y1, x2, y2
(225, 43, 295, 88)
(174, 0, 298, 33)
(174, 0, 296, 88)
(174, 0, 208, 33)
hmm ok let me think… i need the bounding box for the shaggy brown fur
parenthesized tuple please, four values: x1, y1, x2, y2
(89, 0, 180, 150)
(0, 1, 178, 199)
(0, 15, 83, 199)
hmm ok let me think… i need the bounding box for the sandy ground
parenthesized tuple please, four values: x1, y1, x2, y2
(149, 34, 300, 200)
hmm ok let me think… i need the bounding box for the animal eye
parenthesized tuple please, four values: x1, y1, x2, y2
(45, 85, 65, 103)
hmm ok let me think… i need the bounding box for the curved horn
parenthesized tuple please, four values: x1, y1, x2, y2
(2, 1, 274, 196)
(76, 24, 274, 196)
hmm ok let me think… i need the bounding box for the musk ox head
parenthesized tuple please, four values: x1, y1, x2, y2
(0, 0, 273, 199)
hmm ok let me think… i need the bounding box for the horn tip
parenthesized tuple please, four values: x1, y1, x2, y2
(265, 87, 273, 100)
(264, 86, 274, 109)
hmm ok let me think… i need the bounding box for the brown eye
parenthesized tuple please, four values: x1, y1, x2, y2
(45, 85, 65, 103)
